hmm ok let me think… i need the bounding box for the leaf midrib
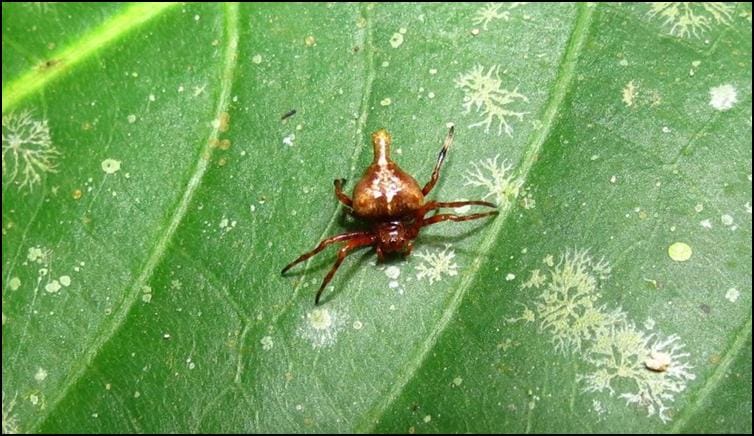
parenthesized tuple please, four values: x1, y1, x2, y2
(355, 3, 597, 431)
(30, 3, 241, 431)
(1, 2, 179, 112)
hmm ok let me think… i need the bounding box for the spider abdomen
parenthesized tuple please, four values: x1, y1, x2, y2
(352, 162, 424, 219)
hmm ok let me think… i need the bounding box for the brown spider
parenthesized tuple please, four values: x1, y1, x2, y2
(282, 127, 498, 304)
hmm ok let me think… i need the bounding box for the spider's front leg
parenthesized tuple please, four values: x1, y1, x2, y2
(315, 235, 376, 305)
(281, 231, 368, 274)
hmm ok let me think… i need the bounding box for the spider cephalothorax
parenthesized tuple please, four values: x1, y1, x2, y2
(282, 127, 497, 304)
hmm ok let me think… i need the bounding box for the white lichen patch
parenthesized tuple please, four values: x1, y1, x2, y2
(709, 84, 738, 111)
(414, 244, 458, 285)
(463, 154, 523, 207)
(101, 158, 121, 174)
(2, 109, 60, 191)
(298, 308, 347, 349)
(647, 2, 735, 38)
(510, 249, 695, 422)
(473, 3, 510, 30)
(455, 65, 529, 136)
(472, 2, 527, 31)
(261, 335, 273, 351)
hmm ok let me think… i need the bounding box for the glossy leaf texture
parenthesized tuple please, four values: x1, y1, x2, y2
(2, 2, 751, 433)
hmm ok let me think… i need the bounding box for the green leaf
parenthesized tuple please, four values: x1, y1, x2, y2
(2, 2, 751, 433)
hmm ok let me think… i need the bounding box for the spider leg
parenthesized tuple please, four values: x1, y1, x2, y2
(418, 200, 496, 217)
(421, 211, 499, 227)
(421, 126, 454, 195)
(334, 178, 352, 208)
(281, 231, 368, 274)
(315, 235, 376, 305)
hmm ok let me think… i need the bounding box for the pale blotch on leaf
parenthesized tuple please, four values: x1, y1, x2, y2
(463, 154, 523, 208)
(9, 277, 21, 291)
(59, 275, 71, 287)
(45, 279, 61, 294)
(252, 54, 262, 64)
(2, 109, 61, 191)
(389, 32, 404, 48)
(668, 242, 692, 262)
(455, 65, 529, 136)
(511, 248, 695, 422)
(101, 158, 121, 174)
(709, 84, 738, 111)
(34, 368, 48, 382)
(647, 2, 735, 38)
(261, 336, 273, 351)
(298, 308, 347, 349)
(384, 265, 401, 280)
(622, 80, 638, 107)
(414, 244, 458, 285)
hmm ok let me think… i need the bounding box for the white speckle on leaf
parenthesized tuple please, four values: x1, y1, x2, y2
(700, 219, 712, 229)
(694, 203, 704, 213)
(127, 114, 137, 124)
(725, 288, 739, 303)
(2, 109, 60, 191)
(261, 336, 273, 351)
(668, 242, 692, 262)
(9, 277, 21, 291)
(452, 377, 463, 387)
(283, 133, 295, 147)
(252, 54, 262, 64)
(45, 280, 61, 293)
(505, 273, 516, 281)
(644, 350, 672, 372)
(34, 368, 48, 382)
(423, 415, 432, 423)
(385, 266, 401, 280)
(720, 214, 734, 226)
(101, 158, 121, 174)
(456, 65, 528, 136)
(415, 245, 458, 284)
(389, 32, 404, 48)
(709, 84, 738, 111)
(59, 275, 71, 287)
(353, 320, 363, 330)
(380, 98, 392, 106)
(134, 391, 141, 399)
(622, 80, 638, 107)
